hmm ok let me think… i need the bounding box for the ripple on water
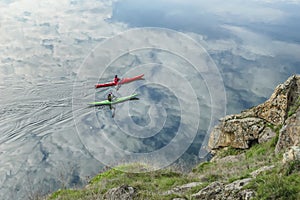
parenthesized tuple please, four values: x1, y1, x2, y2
(0, 79, 75, 144)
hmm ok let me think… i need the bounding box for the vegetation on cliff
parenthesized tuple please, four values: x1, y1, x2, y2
(46, 137, 300, 199)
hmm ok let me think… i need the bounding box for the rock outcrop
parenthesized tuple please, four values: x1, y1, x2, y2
(195, 75, 300, 200)
(191, 179, 255, 200)
(191, 165, 274, 200)
(104, 185, 136, 200)
(282, 146, 300, 164)
(209, 75, 300, 151)
(275, 107, 300, 153)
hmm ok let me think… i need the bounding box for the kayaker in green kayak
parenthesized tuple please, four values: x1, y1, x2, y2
(107, 92, 116, 118)
(107, 92, 113, 102)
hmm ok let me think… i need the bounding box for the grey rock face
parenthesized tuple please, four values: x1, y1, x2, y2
(209, 75, 300, 150)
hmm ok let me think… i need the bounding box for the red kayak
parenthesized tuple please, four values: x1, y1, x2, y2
(95, 74, 144, 88)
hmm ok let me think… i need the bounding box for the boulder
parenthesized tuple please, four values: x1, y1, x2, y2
(208, 117, 268, 149)
(192, 181, 224, 199)
(192, 179, 255, 200)
(282, 146, 300, 164)
(224, 178, 252, 191)
(104, 185, 136, 200)
(258, 127, 276, 144)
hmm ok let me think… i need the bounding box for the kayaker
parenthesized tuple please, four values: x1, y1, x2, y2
(107, 92, 113, 102)
(113, 75, 120, 84)
(107, 92, 116, 118)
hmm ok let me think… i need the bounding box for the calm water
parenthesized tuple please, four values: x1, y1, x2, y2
(1, 1, 300, 199)
(0, 37, 215, 199)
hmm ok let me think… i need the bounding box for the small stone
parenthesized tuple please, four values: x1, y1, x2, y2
(163, 182, 202, 195)
(250, 165, 275, 178)
(283, 146, 300, 163)
(225, 178, 252, 191)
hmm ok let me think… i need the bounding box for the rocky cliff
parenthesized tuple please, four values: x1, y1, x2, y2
(199, 74, 300, 200)
(208, 75, 300, 151)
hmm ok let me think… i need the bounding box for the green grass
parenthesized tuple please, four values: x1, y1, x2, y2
(89, 166, 124, 185)
(49, 189, 91, 200)
(246, 163, 300, 200)
(47, 163, 199, 200)
(283, 160, 300, 176)
(266, 123, 281, 147)
(245, 143, 268, 159)
(245, 139, 281, 163)
(192, 161, 215, 173)
(217, 146, 244, 158)
(191, 139, 282, 187)
(191, 140, 300, 200)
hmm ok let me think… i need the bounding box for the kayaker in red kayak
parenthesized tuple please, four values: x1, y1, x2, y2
(95, 74, 144, 88)
(114, 75, 122, 90)
(113, 75, 120, 84)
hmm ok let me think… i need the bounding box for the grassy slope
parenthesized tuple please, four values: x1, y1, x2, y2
(48, 164, 199, 200)
(47, 137, 300, 200)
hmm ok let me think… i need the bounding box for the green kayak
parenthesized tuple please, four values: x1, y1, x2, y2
(89, 93, 138, 106)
